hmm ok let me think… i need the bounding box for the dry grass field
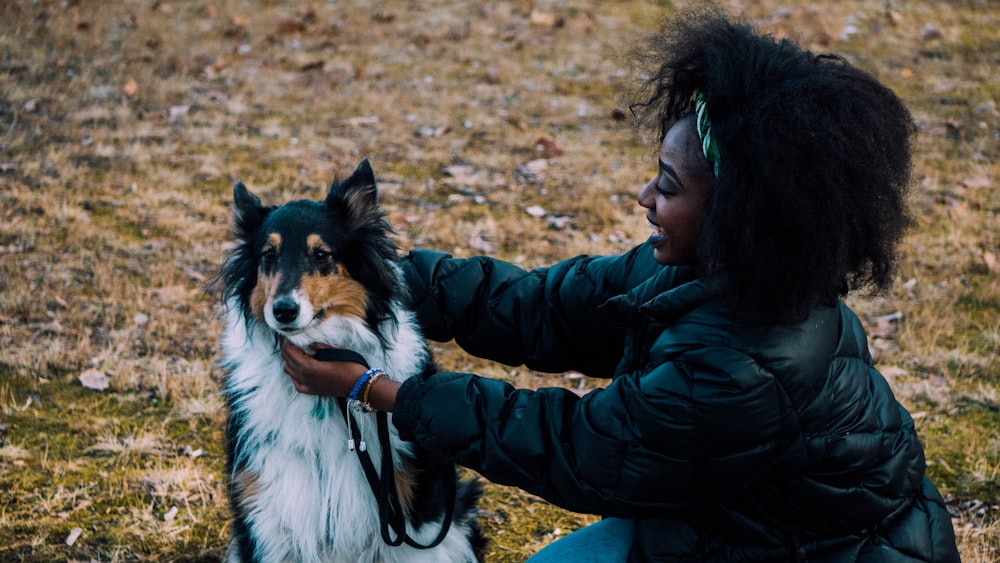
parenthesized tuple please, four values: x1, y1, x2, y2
(1, 0, 997, 561)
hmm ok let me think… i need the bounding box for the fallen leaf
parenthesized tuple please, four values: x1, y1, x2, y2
(468, 235, 494, 253)
(921, 23, 943, 41)
(869, 311, 902, 339)
(880, 366, 909, 384)
(984, 251, 999, 274)
(525, 205, 546, 218)
(184, 267, 207, 282)
(340, 116, 378, 127)
(873, 311, 903, 323)
(973, 101, 998, 118)
(514, 160, 547, 185)
(520, 159, 548, 175)
(168, 105, 189, 119)
(276, 18, 307, 34)
(530, 9, 559, 28)
(415, 125, 448, 138)
(533, 134, 563, 158)
(123, 76, 138, 97)
(840, 24, 859, 41)
(142, 238, 170, 250)
(547, 215, 573, 230)
(79, 368, 109, 391)
(961, 176, 993, 189)
(65, 527, 83, 546)
(163, 506, 179, 522)
(443, 165, 479, 185)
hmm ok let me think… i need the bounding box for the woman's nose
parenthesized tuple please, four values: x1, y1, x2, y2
(637, 179, 655, 208)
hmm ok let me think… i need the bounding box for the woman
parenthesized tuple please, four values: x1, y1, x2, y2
(282, 9, 960, 562)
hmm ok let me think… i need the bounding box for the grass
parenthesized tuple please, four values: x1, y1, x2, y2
(1, 0, 998, 561)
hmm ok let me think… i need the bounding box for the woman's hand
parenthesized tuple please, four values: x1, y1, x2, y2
(280, 341, 403, 412)
(280, 341, 367, 397)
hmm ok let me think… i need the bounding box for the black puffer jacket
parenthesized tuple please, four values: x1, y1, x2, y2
(393, 245, 960, 562)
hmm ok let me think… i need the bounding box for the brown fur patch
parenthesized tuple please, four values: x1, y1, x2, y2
(250, 272, 280, 321)
(306, 233, 328, 254)
(394, 462, 418, 519)
(299, 271, 368, 321)
(231, 469, 263, 517)
(250, 234, 283, 320)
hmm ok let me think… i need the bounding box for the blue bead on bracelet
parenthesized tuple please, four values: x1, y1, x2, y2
(348, 368, 383, 401)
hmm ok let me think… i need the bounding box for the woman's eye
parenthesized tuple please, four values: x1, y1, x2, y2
(656, 173, 677, 195)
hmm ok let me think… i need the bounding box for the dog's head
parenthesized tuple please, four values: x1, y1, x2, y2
(222, 158, 402, 338)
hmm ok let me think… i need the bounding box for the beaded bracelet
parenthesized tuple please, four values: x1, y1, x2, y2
(348, 368, 383, 401)
(357, 372, 384, 413)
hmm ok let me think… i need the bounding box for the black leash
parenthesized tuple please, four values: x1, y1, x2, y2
(313, 347, 456, 550)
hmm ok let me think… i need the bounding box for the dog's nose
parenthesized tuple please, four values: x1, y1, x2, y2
(272, 299, 300, 324)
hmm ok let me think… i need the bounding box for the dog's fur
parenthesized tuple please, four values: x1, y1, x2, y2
(218, 159, 484, 562)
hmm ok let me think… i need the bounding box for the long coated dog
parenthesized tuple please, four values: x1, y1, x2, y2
(218, 159, 484, 562)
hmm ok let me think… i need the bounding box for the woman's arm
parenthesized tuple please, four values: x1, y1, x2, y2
(390, 349, 803, 517)
(283, 339, 802, 517)
(401, 244, 677, 375)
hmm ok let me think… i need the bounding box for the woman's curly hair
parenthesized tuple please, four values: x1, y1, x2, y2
(630, 8, 916, 322)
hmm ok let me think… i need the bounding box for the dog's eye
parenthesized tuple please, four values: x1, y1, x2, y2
(314, 250, 331, 261)
(262, 248, 278, 261)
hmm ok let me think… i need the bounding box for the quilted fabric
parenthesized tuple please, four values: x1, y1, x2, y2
(392, 244, 959, 562)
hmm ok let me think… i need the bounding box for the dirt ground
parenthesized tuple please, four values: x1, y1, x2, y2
(1, 0, 998, 561)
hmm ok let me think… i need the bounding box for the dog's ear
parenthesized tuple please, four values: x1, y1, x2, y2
(344, 157, 376, 196)
(233, 181, 269, 235)
(327, 158, 379, 227)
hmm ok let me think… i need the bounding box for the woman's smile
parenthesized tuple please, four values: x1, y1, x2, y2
(647, 213, 668, 246)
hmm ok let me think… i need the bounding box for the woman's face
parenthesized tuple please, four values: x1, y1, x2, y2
(637, 116, 713, 265)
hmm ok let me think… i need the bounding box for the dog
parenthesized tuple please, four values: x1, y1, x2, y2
(218, 158, 484, 562)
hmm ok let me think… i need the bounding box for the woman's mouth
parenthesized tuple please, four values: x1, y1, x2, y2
(647, 217, 667, 245)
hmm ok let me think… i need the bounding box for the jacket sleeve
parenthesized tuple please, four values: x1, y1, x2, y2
(400, 243, 678, 376)
(392, 344, 803, 517)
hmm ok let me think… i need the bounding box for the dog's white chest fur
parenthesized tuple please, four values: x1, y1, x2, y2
(221, 303, 475, 563)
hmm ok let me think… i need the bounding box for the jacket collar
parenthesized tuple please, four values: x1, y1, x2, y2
(599, 265, 712, 324)
(640, 276, 714, 320)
